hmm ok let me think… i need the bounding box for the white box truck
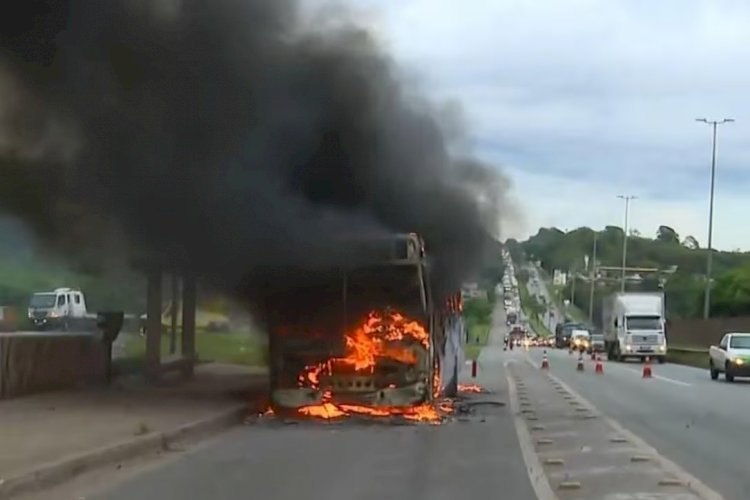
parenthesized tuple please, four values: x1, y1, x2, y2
(602, 292, 667, 363)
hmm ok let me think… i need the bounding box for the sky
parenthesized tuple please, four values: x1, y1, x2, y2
(353, 0, 750, 250)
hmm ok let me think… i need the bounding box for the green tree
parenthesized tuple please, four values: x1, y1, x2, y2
(516, 268, 530, 285)
(513, 225, 750, 319)
(682, 235, 700, 250)
(663, 272, 703, 319)
(463, 297, 493, 324)
(711, 266, 750, 317)
(656, 225, 680, 244)
(504, 238, 523, 264)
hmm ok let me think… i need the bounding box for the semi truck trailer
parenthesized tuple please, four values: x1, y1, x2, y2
(602, 292, 667, 363)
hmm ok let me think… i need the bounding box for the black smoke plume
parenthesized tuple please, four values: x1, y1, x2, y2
(0, 0, 506, 310)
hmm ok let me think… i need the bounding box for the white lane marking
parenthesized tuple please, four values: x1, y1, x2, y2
(503, 361, 558, 500)
(602, 361, 693, 387)
(543, 370, 724, 500)
(642, 372, 692, 387)
(533, 350, 692, 387)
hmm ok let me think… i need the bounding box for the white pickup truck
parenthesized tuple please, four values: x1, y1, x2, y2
(709, 332, 750, 382)
(28, 288, 94, 330)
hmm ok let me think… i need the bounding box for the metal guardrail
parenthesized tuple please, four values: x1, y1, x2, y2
(669, 346, 708, 354)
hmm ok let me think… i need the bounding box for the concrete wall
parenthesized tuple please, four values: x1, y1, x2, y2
(0, 332, 106, 399)
(668, 316, 750, 348)
(0, 306, 19, 332)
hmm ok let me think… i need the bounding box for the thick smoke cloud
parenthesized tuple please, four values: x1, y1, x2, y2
(0, 0, 506, 306)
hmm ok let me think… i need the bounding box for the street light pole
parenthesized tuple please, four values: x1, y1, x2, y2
(570, 268, 576, 304)
(618, 195, 637, 292)
(696, 118, 734, 319)
(588, 232, 598, 322)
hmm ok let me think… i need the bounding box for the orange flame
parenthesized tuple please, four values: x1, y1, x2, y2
(293, 310, 446, 423)
(458, 383, 483, 393)
(297, 393, 446, 423)
(432, 359, 441, 399)
(298, 311, 429, 388)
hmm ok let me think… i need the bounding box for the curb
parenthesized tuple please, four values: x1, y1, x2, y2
(0, 404, 247, 499)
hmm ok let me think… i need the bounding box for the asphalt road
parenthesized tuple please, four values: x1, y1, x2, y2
(82, 303, 540, 500)
(524, 264, 745, 499)
(528, 347, 750, 500)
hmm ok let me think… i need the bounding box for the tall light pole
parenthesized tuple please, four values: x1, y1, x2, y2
(696, 118, 734, 319)
(570, 267, 576, 304)
(588, 232, 598, 322)
(618, 195, 637, 292)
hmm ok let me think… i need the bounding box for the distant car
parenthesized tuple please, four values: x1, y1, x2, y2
(570, 329, 591, 353)
(588, 334, 605, 354)
(556, 322, 586, 349)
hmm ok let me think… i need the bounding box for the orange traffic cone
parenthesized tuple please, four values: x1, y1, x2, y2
(576, 353, 584, 372)
(595, 355, 604, 374)
(642, 357, 652, 378)
(541, 351, 550, 370)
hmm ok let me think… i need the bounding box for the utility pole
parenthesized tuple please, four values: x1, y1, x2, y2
(570, 269, 576, 305)
(696, 118, 734, 319)
(618, 195, 637, 292)
(588, 232, 598, 322)
(169, 272, 180, 355)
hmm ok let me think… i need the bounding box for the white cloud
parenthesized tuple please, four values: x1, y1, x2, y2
(505, 167, 749, 251)
(360, 0, 750, 249)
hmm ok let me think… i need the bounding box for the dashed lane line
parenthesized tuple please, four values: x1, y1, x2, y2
(521, 356, 723, 500)
(531, 351, 693, 387)
(504, 359, 558, 500)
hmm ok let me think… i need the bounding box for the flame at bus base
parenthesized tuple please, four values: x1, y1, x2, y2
(297, 391, 446, 423)
(458, 383, 483, 393)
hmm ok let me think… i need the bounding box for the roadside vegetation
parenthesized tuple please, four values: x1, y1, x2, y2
(113, 329, 267, 376)
(462, 245, 505, 360)
(463, 295, 493, 361)
(0, 254, 146, 327)
(122, 330, 267, 366)
(667, 347, 709, 370)
(517, 274, 551, 337)
(512, 225, 750, 322)
(0, 218, 147, 326)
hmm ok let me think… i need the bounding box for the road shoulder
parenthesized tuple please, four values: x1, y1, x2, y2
(0, 363, 267, 499)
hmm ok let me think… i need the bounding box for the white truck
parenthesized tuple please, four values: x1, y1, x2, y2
(708, 333, 750, 382)
(28, 288, 93, 330)
(602, 292, 667, 363)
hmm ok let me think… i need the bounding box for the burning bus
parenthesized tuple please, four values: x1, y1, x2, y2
(259, 233, 465, 419)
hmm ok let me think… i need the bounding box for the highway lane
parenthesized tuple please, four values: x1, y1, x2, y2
(528, 347, 750, 500)
(76, 302, 540, 500)
(523, 258, 749, 497)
